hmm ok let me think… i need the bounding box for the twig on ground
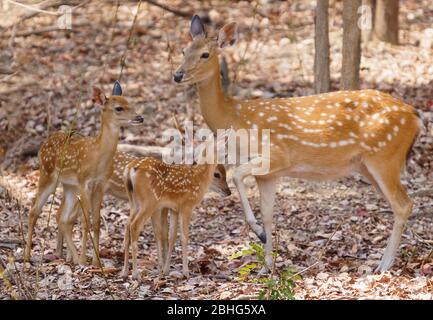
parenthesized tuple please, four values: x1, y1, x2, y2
(2, 26, 79, 38)
(410, 188, 433, 197)
(287, 217, 348, 281)
(144, 0, 192, 18)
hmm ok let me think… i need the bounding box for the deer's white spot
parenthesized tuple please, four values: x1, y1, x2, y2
(339, 140, 349, 146)
(360, 141, 371, 151)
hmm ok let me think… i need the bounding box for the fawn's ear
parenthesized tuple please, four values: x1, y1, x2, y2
(92, 87, 107, 105)
(112, 80, 123, 96)
(190, 15, 206, 40)
(217, 22, 238, 49)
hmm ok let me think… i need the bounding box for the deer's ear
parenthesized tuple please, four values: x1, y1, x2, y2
(190, 15, 206, 40)
(112, 80, 122, 96)
(92, 87, 107, 105)
(217, 22, 238, 49)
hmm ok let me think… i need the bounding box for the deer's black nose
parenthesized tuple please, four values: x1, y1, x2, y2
(173, 71, 184, 83)
(134, 115, 144, 123)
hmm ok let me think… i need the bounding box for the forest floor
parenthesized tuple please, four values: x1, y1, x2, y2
(1, 1, 433, 299)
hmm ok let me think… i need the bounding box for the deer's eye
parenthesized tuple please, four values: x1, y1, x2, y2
(214, 172, 221, 179)
(201, 52, 210, 59)
(115, 106, 124, 112)
(182, 50, 185, 56)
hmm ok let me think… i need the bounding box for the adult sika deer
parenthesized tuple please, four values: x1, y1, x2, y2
(24, 82, 144, 265)
(173, 15, 422, 272)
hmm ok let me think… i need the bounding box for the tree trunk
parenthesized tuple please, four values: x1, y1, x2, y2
(314, 0, 331, 93)
(341, 0, 362, 90)
(374, 0, 399, 44)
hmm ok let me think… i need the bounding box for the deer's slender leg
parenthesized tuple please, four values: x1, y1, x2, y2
(179, 207, 193, 278)
(160, 208, 169, 266)
(256, 177, 277, 271)
(130, 205, 154, 280)
(364, 157, 412, 272)
(121, 203, 137, 279)
(90, 183, 105, 266)
(24, 172, 57, 262)
(77, 187, 91, 265)
(163, 211, 178, 275)
(151, 210, 164, 272)
(232, 163, 265, 241)
(58, 185, 80, 264)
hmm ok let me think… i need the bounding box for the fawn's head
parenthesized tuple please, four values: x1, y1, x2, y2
(92, 81, 144, 126)
(174, 15, 238, 84)
(209, 164, 231, 197)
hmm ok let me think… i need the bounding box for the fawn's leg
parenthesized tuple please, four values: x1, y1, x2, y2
(55, 200, 65, 258)
(90, 183, 105, 266)
(151, 210, 164, 272)
(364, 157, 413, 272)
(160, 208, 169, 266)
(163, 211, 178, 275)
(130, 205, 154, 280)
(56, 197, 79, 259)
(58, 185, 80, 264)
(77, 187, 91, 265)
(24, 171, 56, 262)
(179, 208, 192, 278)
(121, 205, 136, 279)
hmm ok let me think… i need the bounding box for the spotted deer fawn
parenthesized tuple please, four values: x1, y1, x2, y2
(24, 82, 144, 265)
(121, 133, 231, 279)
(173, 15, 422, 272)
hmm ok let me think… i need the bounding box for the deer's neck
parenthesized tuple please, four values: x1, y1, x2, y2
(97, 112, 120, 164)
(196, 59, 238, 132)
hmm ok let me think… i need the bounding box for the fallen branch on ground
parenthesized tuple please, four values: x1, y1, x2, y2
(144, 0, 193, 18)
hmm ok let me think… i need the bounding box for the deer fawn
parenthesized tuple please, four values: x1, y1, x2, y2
(173, 15, 422, 272)
(121, 133, 231, 279)
(24, 82, 144, 265)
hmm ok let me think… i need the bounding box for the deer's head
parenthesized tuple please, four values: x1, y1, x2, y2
(174, 15, 238, 85)
(92, 81, 144, 126)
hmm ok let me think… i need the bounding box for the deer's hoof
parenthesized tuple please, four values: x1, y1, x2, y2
(132, 270, 141, 281)
(257, 231, 267, 244)
(120, 269, 129, 279)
